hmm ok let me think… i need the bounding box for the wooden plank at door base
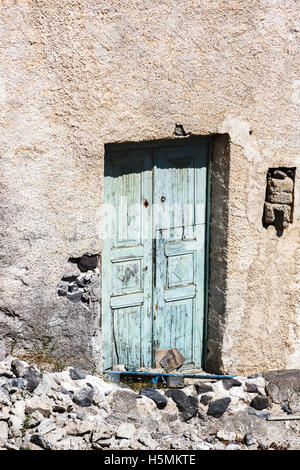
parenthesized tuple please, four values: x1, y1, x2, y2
(159, 347, 186, 372)
(155, 349, 169, 368)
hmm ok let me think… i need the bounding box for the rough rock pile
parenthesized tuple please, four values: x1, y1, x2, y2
(0, 356, 299, 450)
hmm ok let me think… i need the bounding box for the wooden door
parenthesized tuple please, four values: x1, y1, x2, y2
(103, 140, 210, 370)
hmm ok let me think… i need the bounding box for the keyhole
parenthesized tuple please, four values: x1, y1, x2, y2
(144, 200, 149, 208)
(161, 196, 166, 203)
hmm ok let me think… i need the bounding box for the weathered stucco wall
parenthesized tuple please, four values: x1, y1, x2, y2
(0, 0, 299, 374)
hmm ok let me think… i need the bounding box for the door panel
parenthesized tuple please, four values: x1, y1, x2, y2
(102, 141, 209, 370)
(113, 305, 143, 369)
(102, 149, 153, 370)
(152, 145, 208, 367)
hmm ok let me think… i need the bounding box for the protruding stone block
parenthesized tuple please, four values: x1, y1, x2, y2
(266, 176, 293, 205)
(264, 202, 291, 228)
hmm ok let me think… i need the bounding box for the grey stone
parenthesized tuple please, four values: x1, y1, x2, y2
(25, 396, 53, 417)
(207, 397, 231, 418)
(81, 292, 90, 302)
(287, 394, 300, 413)
(250, 394, 270, 410)
(66, 288, 84, 303)
(72, 387, 94, 407)
(247, 373, 261, 379)
(34, 375, 56, 395)
(5, 442, 20, 450)
(8, 415, 23, 438)
(0, 376, 8, 388)
(194, 383, 214, 395)
(92, 438, 113, 449)
(0, 406, 10, 420)
(22, 366, 43, 392)
(92, 388, 105, 406)
(108, 389, 139, 417)
(205, 437, 214, 444)
(222, 378, 242, 390)
(165, 389, 198, 421)
(136, 430, 157, 449)
(247, 407, 270, 419)
(8, 377, 28, 390)
(225, 443, 242, 450)
(11, 400, 25, 420)
(92, 424, 115, 443)
(65, 420, 92, 436)
(0, 365, 13, 378)
(217, 430, 236, 441)
(140, 387, 167, 410)
(20, 441, 44, 451)
(31, 434, 53, 450)
(57, 385, 74, 397)
(37, 419, 56, 436)
(116, 422, 135, 440)
(28, 411, 44, 428)
(262, 369, 300, 404)
(280, 402, 292, 414)
(44, 428, 65, 445)
(11, 359, 26, 377)
(200, 394, 212, 406)
(0, 385, 10, 398)
(245, 382, 259, 393)
(76, 274, 87, 288)
(57, 281, 69, 296)
(244, 432, 256, 446)
(119, 439, 131, 449)
(130, 440, 144, 450)
(62, 263, 81, 278)
(69, 368, 88, 380)
(52, 403, 71, 413)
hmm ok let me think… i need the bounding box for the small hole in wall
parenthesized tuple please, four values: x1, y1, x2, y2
(68, 254, 99, 272)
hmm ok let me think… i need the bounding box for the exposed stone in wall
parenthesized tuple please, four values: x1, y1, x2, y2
(57, 255, 100, 305)
(263, 168, 296, 232)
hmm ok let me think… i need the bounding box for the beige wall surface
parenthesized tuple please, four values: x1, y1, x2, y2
(0, 0, 299, 373)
